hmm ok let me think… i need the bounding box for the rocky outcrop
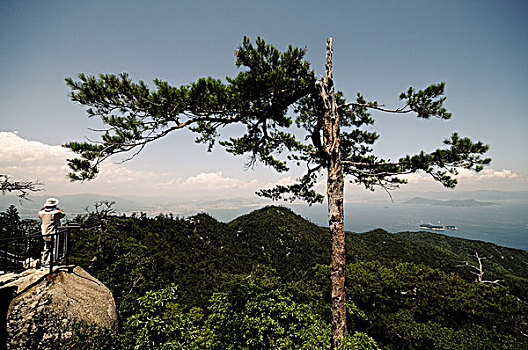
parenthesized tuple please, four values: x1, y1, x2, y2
(1, 266, 117, 350)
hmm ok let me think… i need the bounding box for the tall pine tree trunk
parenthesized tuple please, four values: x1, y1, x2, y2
(317, 37, 346, 348)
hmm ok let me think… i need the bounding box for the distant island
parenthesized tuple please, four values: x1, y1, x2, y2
(403, 197, 497, 207)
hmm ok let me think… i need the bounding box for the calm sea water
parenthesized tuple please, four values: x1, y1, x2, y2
(210, 201, 528, 250)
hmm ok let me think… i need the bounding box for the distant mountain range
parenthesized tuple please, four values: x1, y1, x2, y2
(402, 197, 498, 207)
(0, 193, 267, 220)
(1, 190, 526, 219)
(0, 194, 147, 219)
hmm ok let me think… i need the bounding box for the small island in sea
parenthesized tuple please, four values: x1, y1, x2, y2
(403, 197, 497, 207)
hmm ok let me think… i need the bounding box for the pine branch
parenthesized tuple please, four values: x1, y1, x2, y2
(339, 101, 411, 114)
(0, 175, 43, 199)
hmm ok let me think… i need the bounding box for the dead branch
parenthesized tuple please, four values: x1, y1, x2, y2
(458, 251, 504, 286)
(0, 174, 43, 199)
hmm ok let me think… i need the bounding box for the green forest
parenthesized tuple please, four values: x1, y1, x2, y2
(1, 205, 527, 349)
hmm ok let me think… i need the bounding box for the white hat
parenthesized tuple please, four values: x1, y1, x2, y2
(44, 198, 59, 207)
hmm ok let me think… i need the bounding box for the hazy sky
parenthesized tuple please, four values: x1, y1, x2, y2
(1, 0, 527, 203)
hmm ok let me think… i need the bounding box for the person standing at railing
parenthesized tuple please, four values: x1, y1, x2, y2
(38, 198, 65, 267)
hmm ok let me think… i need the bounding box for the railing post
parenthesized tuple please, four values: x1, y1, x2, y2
(64, 228, 69, 265)
(56, 230, 61, 260)
(2, 243, 6, 272)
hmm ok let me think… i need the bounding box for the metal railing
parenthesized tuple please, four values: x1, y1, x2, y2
(0, 224, 79, 275)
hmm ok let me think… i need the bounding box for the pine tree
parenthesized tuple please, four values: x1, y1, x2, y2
(0, 205, 22, 238)
(64, 36, 490, 348)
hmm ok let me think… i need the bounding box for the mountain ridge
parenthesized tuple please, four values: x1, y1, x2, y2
(2, 190, 526, 219)
(222, 206, 528, 297)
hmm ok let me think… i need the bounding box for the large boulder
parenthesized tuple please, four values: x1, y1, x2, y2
(1, 266, 117, 349)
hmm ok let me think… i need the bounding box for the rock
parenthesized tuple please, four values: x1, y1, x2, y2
(1, 266, 117, 349)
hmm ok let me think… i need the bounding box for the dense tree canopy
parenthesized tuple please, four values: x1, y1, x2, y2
(65, 37, 489, 200)
(53, 206, 526, 349)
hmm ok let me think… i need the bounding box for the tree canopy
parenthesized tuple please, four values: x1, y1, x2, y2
(54, 206, 526, 350)
(65, 37, 490, 201)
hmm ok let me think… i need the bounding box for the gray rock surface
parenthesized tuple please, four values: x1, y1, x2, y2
(1, 266, 117, 349)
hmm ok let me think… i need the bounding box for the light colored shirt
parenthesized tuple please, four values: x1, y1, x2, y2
(38, 207, 65, 241)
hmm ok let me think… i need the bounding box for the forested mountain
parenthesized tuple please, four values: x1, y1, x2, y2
(346, 229, 528, 299)
(2, 205, 526, 349)
(229, 206, 528, 299)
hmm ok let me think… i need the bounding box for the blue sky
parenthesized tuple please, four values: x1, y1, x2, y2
(1, 0, 527, 203)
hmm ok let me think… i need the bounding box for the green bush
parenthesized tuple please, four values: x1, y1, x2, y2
(122, 268, 379, 350)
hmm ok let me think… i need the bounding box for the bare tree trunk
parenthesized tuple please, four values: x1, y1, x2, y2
(317, 37, 346, 348)
(458, 252, 504, 286)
